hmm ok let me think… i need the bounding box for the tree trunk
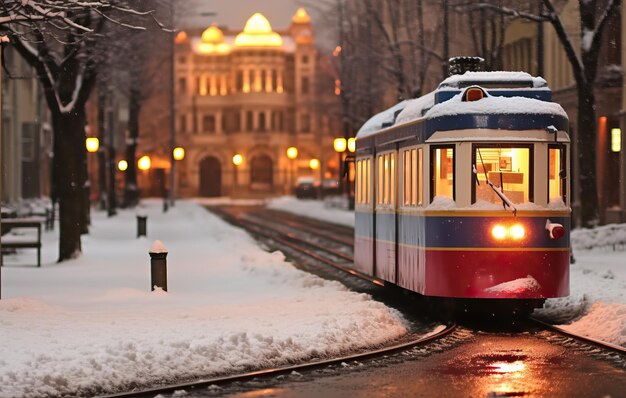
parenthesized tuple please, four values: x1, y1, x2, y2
(52, 108, 87, 261)
(576, 83, 599, 227)
(124, 89, 140, 206)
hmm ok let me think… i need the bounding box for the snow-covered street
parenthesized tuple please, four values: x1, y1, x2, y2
(0, 200, 408, 397)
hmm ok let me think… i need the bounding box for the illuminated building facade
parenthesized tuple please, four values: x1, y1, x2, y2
(172, 9, 340, 197)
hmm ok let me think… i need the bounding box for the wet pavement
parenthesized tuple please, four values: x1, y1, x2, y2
(188, 330, 625, 398)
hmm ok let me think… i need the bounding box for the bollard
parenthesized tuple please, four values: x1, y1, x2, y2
(149, 240, 168, 292)
(137, 215, 147, 238)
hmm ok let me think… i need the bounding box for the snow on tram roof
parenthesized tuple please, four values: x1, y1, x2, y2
(356, 100, 410, 138)
(424, 91, 567, 119)
(438, 71, 548, 89)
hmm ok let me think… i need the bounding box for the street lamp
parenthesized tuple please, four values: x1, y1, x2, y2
(286, 147, 298, 194)
(348, 137, 356, 153)
(334, 137, 350, 206)
(86, 137, 99, 153)
(118, 160, 128, 171)
(173, 147, 185, 161)
(309, 158, 320, 170)
(232, 153, 243, 197)
(138, 155, 151, 171)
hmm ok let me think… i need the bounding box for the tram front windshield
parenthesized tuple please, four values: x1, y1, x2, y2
(474, 145, 531, 204)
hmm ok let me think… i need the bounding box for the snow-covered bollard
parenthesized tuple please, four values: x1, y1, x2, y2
(149, 240, 168, 292)
(137, 215, 147, 238)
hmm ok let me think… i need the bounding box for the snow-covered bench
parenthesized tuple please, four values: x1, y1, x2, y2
(0, 217, 45, 267)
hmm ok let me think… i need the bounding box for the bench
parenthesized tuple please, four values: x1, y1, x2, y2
(1, 217, 45, 267)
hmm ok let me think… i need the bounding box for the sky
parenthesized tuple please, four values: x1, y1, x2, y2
(180, 0, 307, 30)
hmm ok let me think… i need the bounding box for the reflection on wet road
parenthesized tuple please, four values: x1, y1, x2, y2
(206, 332, 625, 398)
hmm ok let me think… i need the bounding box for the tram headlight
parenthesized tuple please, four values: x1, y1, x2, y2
(510, 224, 525, 240)
(492, 225, 507, 240)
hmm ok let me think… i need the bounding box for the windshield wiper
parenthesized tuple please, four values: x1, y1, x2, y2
(475, 149, 518, 216)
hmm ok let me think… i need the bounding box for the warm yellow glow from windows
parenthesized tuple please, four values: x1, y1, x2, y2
(197, 42, 231, 55)
(292, 8, 312, 24)
(348, 138, 356, 153)
(309, 158, 320, 170)
(475, 146, 529, 204)
(232, 154, 243, 166)
(173, 147, 185, 161)
(118, 160, 128, 171)
(492, 225, 507, 240)
(138, 156, 151, 171)
(612, 128, 621, 152)
(235, 13, 283, 47)
(334, 138, 347, 153)
(85, 137, 99, 153)
(286, 147, 298, 159)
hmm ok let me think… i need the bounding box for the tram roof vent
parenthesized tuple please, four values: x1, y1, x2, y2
(448, 56, 485, 76)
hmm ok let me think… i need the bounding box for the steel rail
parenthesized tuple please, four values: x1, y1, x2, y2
(531, 317, 626, 356)
(99, 324, 457, 398)
(212, 207, 380, 285)
(249, 210, 354, 246)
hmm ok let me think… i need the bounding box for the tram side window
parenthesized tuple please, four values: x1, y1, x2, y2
(549, 147, 565, 203)
(474, 145, 531, 204)
(402, 148, 423, 206)
(356, 158, 371, 205)
(432, 146, 454, 200)
(377, 153, 396, 206)
(365, 158, 371, 204)
(377, 155, 384, 205)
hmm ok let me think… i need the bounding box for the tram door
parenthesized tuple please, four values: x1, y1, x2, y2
(199, 156, 222, 197)
(354, 156, 375, 275)
(374, 150, 398, 283)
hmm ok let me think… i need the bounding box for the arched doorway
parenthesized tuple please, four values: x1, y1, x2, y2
(250, 155, 273, 191)
(199, 156, 222, 197)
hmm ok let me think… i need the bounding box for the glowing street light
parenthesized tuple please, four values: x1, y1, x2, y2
(348, 137, 356, 153)
(173, 147, 185, 161)
(286, 146, 298, 159)
(309, 158, 320, 170)
(86, 137, 99, 153)
(333, 138, 347, 153)
(118, 160, 128, 171)
(232, 153, 243, 166)
(138, 155, 151, 171)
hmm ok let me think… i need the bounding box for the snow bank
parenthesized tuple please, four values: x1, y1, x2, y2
(484, 275, 541, 295)
(0, 200, 405, 397)
(571, 223, 626, 250)
(267, 196, 355, 228)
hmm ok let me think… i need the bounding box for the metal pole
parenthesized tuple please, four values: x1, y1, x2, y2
(169, 3, 176, 207)
(149, 240, 168, 291)
(0, 36, 5, 300)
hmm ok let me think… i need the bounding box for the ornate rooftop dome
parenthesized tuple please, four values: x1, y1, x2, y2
(292, 8, 311, 24)
(201, 24, 224, 44)
(174, 31, 189, 44)
(235, 13, 283, 47)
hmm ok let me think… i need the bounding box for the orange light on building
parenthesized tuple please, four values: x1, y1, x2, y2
(85, 137, 99, 153)
(232, 154, 243, 166)
(173, 147, 185, 161)
(334, 79, 341, 95)
(333, 45, 342, 57)
(348, 138, 356, 153)
(118, 160, 128, 171)
(333, 138, 347, 153)
(138, 156, 151, 171)
(309, 158, 320, 170)
(286, 147, 298, 159)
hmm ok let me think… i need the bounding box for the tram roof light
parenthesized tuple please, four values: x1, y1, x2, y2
(334, 138, 347, 153)
(286, 147, 298, 159)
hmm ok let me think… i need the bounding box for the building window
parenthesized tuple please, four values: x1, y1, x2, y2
(236, 70, 244, 92)
(246, 111, 254, 131)
(203, 115, 216, 133)
(259, 112, 266, 132)
(302, 55, 309, 64)
(300, 114, 310, 133)
(272, 70, 278, 92)
(549, 146, 566, 203)
(301, 76, 310, 95)
(179, 115, 187, 133)
(178, 78, 186, 94)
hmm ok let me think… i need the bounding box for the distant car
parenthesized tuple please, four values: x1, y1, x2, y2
(295, 177, 318, 199)
(321, 179, 340, 196)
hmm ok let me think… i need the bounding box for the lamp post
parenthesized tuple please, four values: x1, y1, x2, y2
(85, 137, 99, 225)
(334, 137, 348, 206)
(232, 154, 243, 197)
(347, 138, 355, 210)
(286, 146, 298, 194)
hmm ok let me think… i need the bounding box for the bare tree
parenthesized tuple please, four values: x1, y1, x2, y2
(2, 2, 159, 261)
